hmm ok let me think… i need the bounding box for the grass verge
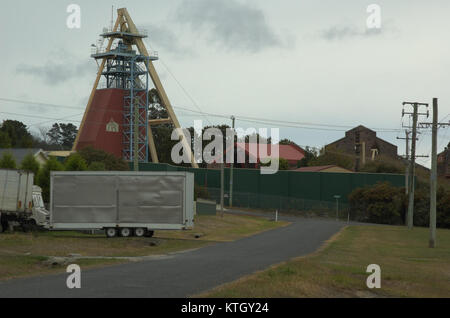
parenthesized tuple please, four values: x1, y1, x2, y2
(0, 213, 287, 281)
(156, 213, 289, 242)
(200, 225, 450, 298)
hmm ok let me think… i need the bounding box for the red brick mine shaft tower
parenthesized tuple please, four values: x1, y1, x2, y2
(72, 7, 198, 168)
(75, 31, 152, 162)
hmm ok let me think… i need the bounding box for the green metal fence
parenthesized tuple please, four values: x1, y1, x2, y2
(136, 162, 406, 211)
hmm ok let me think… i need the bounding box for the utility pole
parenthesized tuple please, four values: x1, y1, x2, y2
(229, 116, 235, 208)
(402, 102, 429, 229)
(397, 130, 411, 194)
(419, 98, 450, 248)
(220, 158, 224, 217)
(133, 97, 139, 172)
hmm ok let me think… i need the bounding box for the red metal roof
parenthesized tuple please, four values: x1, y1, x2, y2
(235, 143, 305, 162)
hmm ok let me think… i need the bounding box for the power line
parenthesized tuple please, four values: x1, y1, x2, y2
(0, 96, 407, 133)
(143, 40, 213, 126)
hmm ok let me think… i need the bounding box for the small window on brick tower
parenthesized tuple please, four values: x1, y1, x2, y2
(106, 118, 119, 133)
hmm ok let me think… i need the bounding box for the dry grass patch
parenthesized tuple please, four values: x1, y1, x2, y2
(201, 225, 450, 298)
(155, 213, 289, 242)
(0, 213, 286, 281)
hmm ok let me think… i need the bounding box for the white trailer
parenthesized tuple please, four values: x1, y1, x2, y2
(0, 169, 49, 231)
(49, 171, 195, 238)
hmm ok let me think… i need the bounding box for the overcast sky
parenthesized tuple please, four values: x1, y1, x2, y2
(1, 0, 450, 167)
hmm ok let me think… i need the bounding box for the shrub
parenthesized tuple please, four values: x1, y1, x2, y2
(348, 182, 405, 225)
(260, 157, 290, 170)
(437, 187, 450, 229)
(349, 182, 450, 228)
(0, 152, 16, 169)
(77, 146, 128, 171)
(360, 161, 403, 174)
(309, 148, 354, 170)
(88, 161, 106, 171)
(36, 158, 64, 202)
(64, 153, 88, 171)
(20, 153, 40, 178)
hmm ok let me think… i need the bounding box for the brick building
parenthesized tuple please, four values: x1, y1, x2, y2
(325, 125, 398, 161)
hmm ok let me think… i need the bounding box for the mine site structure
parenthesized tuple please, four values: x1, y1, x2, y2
(73, 8, 199, 168)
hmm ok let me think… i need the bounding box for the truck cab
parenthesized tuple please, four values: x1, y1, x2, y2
(31, 185, 50, 227)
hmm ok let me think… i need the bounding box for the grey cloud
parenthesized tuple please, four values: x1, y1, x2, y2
(142, 23, 190, 56)
(16, 60, 94, 85)
(321, 25, 382, 41)
(175, 0, 281, 53)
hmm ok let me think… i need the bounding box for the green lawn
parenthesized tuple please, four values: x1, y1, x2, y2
(201, 225, 450, 298)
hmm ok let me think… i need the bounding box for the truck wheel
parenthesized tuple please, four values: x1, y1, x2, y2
(134, 228, 145, 237)
(120, 228, 131, 237)
(145, 230, 154, 238)
(105, 228, 117, 238)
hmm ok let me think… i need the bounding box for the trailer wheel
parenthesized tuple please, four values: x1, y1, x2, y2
(120, 227, 131, 237)
(105, 228, 117, 238)
(134, 228, 145, 237)
(145, 230, 154, 238)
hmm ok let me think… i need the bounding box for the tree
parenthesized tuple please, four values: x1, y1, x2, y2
(36, 158, 64, 202)
(0, 131, 11, 148)
(0, 152, 16, 169)
(297, 146, 319, 167)
(64, 153, 88, 171)
(46, 123, 78, 149)
(59, 123, 78, 149)
(77, 146, 129, 171)
(0, 120, 33, 148)
(20, 153, 40, 176)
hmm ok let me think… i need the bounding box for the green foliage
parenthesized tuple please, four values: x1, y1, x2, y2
(64, 153, 88, 171)
(349, 182, 404, 225)
(20, 153, 40, 176)
(260, 157, 290, 170)
(88, 161, 106, 171)
(0, 131, 11, 148)
(309, 147, 353, 170)
(360, 160, 403, 174)
(36, 158, 64, 202)
(349, 182, 450, 228)
(279, 158, 290, 170)
(437, 186, 450, 228)
(0, 152, 17, 169)
(0, 120, 33, 148)
(77, 146, 128, 171)
(297, 146, 319, 167)
(46, 123, 78, 150)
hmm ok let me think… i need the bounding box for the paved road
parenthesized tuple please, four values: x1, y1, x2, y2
(0, 215, 344, 297)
